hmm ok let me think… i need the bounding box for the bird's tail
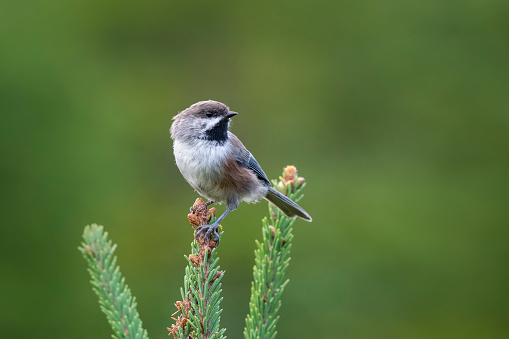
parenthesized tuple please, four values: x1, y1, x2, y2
(265, 187, 312, 222)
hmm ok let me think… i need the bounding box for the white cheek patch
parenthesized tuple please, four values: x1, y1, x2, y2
(204, 117, 222, 131)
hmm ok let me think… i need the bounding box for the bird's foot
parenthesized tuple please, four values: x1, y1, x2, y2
(196, 223, 220, 246)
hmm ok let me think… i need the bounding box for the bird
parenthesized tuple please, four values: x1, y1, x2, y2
(170, 100, 312, 243)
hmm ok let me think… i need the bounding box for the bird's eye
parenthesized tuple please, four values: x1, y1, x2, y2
(205, 111, 214, 118)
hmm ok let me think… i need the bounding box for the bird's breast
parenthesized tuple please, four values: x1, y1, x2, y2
(173, 138, 231, 200)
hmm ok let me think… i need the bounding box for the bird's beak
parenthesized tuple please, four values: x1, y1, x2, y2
(226, 111, 238, 119)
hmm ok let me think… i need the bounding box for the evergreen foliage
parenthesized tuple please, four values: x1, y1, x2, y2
(170, 239, 226, 339)
(79, 167, 307, 339)
(244, 167, 306, 339)
(169, 198, 226, 339)
(78, 224, 149, 339)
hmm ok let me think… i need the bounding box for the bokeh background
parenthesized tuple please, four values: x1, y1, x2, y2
(1, 1, 508, 338)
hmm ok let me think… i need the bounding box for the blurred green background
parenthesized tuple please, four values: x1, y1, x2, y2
(1, 0, 508, 338)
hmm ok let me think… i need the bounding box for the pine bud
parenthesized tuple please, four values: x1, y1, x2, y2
(189, 254, 200, 266)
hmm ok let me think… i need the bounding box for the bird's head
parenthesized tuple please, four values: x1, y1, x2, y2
(170, 100, 238, 143)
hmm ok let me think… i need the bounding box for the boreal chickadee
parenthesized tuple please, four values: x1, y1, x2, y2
(170, 100, 312, 243)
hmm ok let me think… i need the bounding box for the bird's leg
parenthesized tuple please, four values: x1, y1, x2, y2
(196, 207, 231, 244)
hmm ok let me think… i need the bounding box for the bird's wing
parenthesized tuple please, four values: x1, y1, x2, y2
(229, 132, 271, 185)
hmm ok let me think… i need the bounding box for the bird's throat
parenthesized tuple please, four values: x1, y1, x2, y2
(204, 118, 229, 144)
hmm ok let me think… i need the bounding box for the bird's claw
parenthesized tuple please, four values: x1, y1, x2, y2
(196, 224, 220, 244)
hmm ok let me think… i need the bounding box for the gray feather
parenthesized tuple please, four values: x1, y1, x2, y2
(230, 132, 270, 185)
(265, 187, 312, 222)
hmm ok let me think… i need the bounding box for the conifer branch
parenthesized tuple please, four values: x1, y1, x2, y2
(168, 199, 226, 339)
(79, 224, 149, 339)
(243, 166, 307, 339)
(79, 167, 306, 339)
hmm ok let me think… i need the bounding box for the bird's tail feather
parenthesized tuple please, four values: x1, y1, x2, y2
(265, 187, 312, 222)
